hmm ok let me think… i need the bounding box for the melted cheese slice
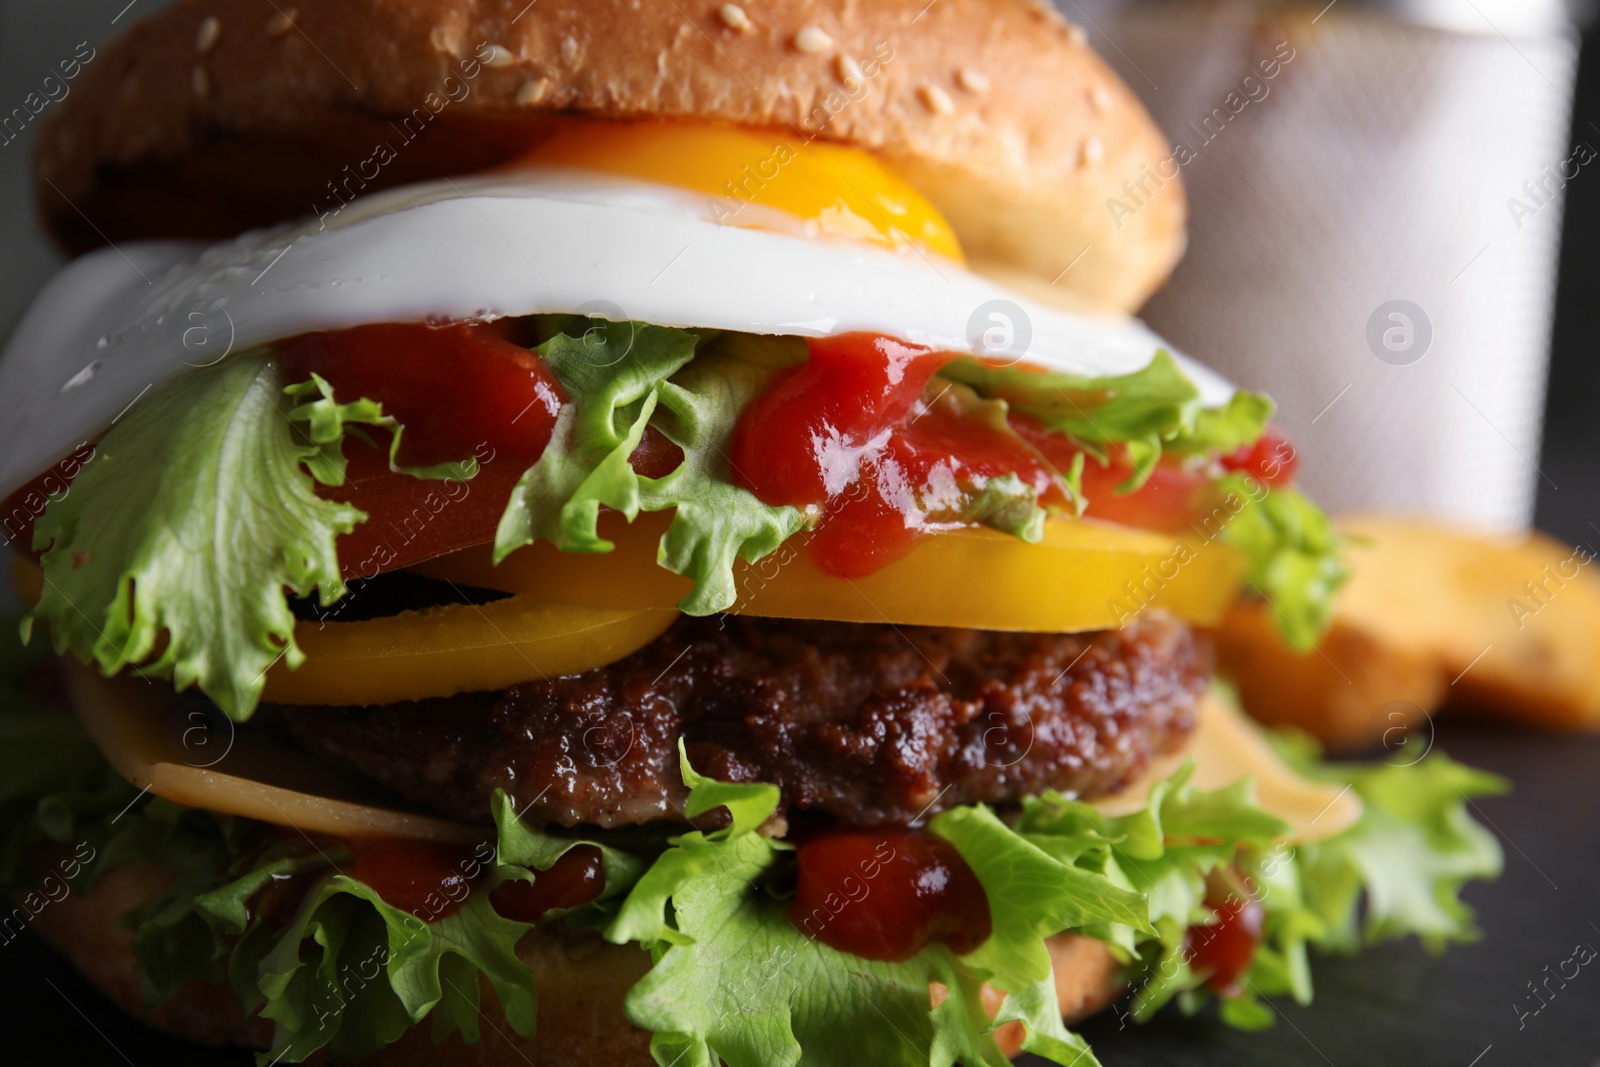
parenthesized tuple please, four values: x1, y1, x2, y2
(67, 664, 481, 844)
(70, 663, 1359, 846)
(1094, 691, 1362, 842)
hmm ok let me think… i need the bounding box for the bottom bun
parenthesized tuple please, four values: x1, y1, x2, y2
(30, 859, 1123, 1064)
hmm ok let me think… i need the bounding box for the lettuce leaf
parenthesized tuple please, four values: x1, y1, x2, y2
(284, 373, 477, 484)
(493, 322, 698, 556)
(940, 352, 1273, 489)
(251, 873, 539, 1063)
(128, 786, 661, 1065)
(638, 336, 810, 615)
(1010, 730, 1506, 1026)
(1288, 744, 1509, 951)
(494, 322, 806, 615)
(1211, 474, 1350, 647)
(24, 356, 469, 721)
(929, 803, 1150, 992)
(608, 744, 1112, 1067)
(939, 353, 1343, 645)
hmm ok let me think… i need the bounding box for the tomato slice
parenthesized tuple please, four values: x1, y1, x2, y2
(1009, 417, 1203, 533)
(278, 322, 564, 468)
(329, 446, 521, 579)
(1220, 427, 1299, 488)
(490, 846, 607, 923)
(1013, 418, 1304, 534)
(1080, 454, 1212, 533)
(349, 841, 480, 921)
(276, 322, 564, 577)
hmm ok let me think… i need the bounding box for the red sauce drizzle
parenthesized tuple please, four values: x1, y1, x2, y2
(489, 845, 607, 923)
(1185, 878, 1264, 995)
(348, 840, 480, 922)
(730, 333, 1066, 576)
(787, 829, 991, 962)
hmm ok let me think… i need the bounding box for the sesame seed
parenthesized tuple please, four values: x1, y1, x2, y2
(192, 65, 210, 98)
(1067, 22, 1087, 45)
(794, 27, 833, 53)
(719, 3, 753, 32)
(918, 83, 955, 115)
(560, 36, 580, 64)
(1089, 85, 1113, 112)
(956, 67, 990, 94)
(266, 9, 297, 36)
(516, 78, 549, 105)
(1079, 135, 1104, 168)
(835, 54, 863, 87)
(483, 43, 514, 67)
(195, 16, 221, 53)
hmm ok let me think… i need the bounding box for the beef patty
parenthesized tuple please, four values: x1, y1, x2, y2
(280, 612, 1210, 829)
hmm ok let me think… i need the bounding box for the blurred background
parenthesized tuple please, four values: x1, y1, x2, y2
(1067, 0, 1597, 545)
(1, 1, 1598, 1064)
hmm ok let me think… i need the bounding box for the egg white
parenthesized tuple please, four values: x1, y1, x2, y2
(0, 168, 1233, 498)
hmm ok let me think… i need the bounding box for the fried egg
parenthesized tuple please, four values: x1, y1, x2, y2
(0, 121, 1232, 498)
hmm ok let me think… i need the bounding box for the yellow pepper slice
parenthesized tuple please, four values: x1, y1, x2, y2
(414, 512, 1244, 632)
(263, 597, 677, 705)
(13, 555, 676, 707)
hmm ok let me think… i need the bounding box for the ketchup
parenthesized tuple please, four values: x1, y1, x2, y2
(1185, 873, 1264, 996)
(730, 333, 1066, 577)
(489, 845, 607, 923)
(348, 840, 480, 922)
(787, 830, 991, 962)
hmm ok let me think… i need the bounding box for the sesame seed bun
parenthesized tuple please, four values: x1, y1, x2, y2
(36, 0, 1184, 314)
(26, 859, 1123, 1064)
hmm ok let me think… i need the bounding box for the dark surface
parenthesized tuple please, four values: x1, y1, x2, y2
(3, 716, 1595, 1066)
(281, 612, 1208, 829)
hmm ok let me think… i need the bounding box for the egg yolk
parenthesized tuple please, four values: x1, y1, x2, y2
(517, 118, 965, 263)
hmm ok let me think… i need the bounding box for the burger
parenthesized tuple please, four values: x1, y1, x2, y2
(0, 2, 1505, 1064)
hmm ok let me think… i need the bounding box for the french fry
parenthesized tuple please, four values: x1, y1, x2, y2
(1211, 599, 1444, 751)
(1212, 516, 1600, 747)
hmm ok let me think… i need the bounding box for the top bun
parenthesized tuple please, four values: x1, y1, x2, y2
(36, 0, 1185, 314)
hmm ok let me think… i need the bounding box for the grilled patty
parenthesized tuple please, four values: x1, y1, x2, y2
(280, 612, 1210, 829)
